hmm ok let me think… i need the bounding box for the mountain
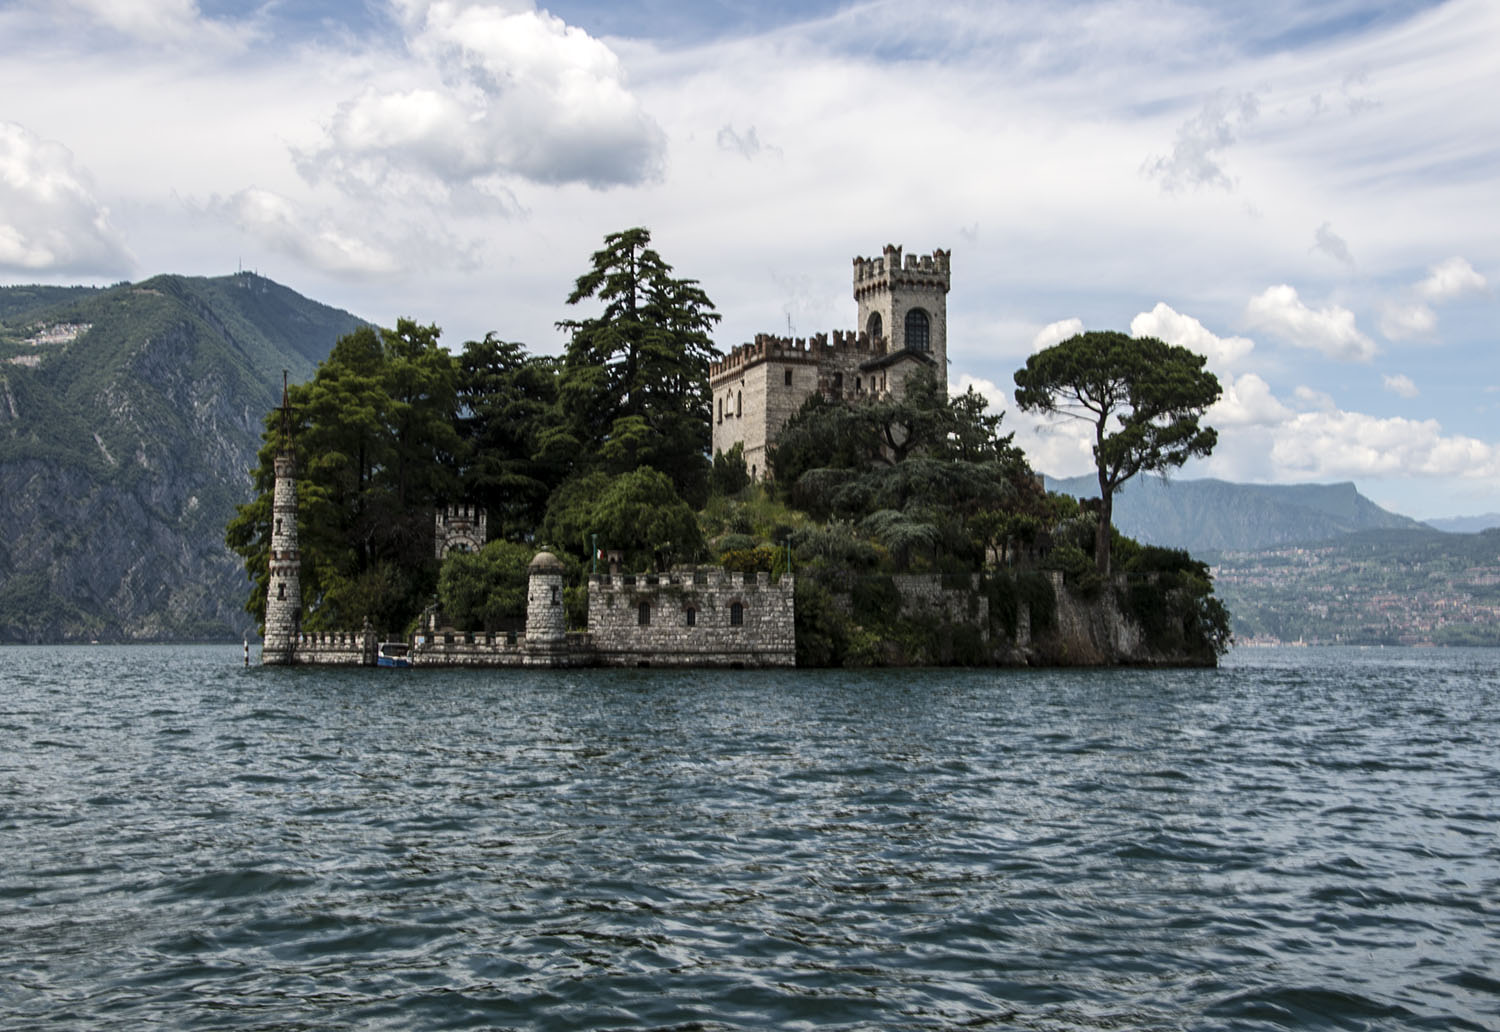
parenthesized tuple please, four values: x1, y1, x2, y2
(1426, 513, 1500, 534)
(0, 273, 364, 642)
(1044, 475, 1426, 553)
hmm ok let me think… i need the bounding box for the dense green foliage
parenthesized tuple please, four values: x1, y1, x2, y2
(1015, 331, 1220, 575)
(226, 320, 463, 633)
(436, 539, 535, 631)
(227, 231, 716, 636)
(770, 370, 1047, 571)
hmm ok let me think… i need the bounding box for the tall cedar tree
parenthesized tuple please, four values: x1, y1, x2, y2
(1013, 331, 1220, 576)
(555, 228, 721, 506)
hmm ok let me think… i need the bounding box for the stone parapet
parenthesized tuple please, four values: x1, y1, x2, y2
(588, 566, 795, 667)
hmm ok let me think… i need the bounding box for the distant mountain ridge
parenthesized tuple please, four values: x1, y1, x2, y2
(0, 272, 364, 642)
(1045, 475, 1427, 554)
(1426, 513, 1500, 534)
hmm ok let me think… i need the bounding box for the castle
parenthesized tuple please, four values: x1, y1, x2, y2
(711, 244, 950, 479)
(260, 243, 951, 668)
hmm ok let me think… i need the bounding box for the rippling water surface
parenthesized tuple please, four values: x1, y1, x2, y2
(2, 645, 1497, 1030)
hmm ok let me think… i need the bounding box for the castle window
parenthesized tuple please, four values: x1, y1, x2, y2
(275, 519, 282, 535)
(784, 369, 793, 387)
(277, 582, 285, 600)
(638, 601, 651, 626)
(685, 607, 696, 627)
(855, 376, 862, 393)
(717, 397, 723, 423)
(730, 601, 744, 626)
(736, 390, 742, 417)
(551, 585, 560, 606)
(906, 308, 930, 351)
(833, 372, 843, 391)
(868, 312, 883, 340)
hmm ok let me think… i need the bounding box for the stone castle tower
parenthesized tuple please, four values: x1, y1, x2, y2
(262, 378, 301, 665)
(709, 244, 950, 479)
(854, 244, 950, 378)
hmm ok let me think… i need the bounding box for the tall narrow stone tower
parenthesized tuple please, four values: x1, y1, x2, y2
(262, 376, 301, 665)
(853, 244, 951, 381)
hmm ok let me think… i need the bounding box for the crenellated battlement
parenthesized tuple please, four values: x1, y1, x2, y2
(709, 329, 887, 380)
(435, 503, 487, 558)
(852, 244, 951, 294)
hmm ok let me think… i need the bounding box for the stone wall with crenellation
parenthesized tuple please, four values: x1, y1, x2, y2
(588, 567, 795, 667)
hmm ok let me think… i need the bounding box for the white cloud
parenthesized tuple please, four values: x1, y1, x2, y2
(1030, 318, 1083, 353)
(1292, 385, 1337, 411)
(1416, 256, 1487, 302)
(1271, 409, 1500, 479)
(1209, 372, 1291, 426)
(1378, 299, 1436, 340)
(0, 121, 131, 275)
(1130, 302, 1254, 369)
(213, 188, 400, 277)
(1245, 284, 1377, 362)
(298, 0, 665, 201)
(1383, 373, 1419, 398)
(1143, 89, 1260, 193)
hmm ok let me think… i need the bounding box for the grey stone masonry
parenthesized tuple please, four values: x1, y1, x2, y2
(435, 504, 487, 558)
(588, 567, 795, 667)
(262, 451, 301, 665)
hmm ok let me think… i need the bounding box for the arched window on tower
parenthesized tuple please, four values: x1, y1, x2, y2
(685, 606, 696, 627)
(736, 390, 742, 417)
(717, 397, 723, 423)
(906, 308, 930, 352)
(867, 312, 883, 340)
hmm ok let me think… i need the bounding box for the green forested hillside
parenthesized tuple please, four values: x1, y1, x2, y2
(0, 273, 364, 641)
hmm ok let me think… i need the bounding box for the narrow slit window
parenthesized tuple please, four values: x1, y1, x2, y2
(730, 601, 744, 626)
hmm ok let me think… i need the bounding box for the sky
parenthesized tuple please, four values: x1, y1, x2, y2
(1, 0, 1497, 521)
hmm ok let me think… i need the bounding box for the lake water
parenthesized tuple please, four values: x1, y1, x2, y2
(2, 645, 1496, 1030)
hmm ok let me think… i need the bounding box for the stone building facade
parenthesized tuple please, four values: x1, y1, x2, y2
(710, 244, 950, 479)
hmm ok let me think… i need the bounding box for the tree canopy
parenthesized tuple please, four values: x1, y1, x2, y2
(555, 227, 721, 505)
(769, 369, 1045, 570)
(1013, 331, 1220, 575)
